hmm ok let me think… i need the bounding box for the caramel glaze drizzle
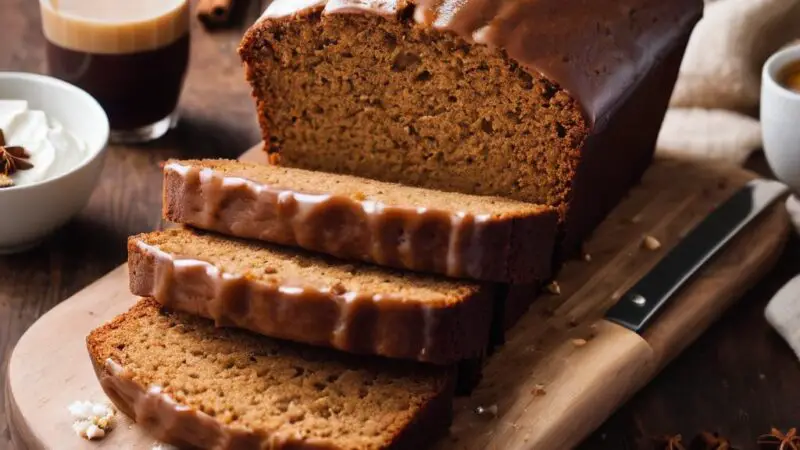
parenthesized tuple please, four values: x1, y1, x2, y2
(99, 359, 302, 449)
(166, 162, 500, 281)
(136, 240, 462, 362)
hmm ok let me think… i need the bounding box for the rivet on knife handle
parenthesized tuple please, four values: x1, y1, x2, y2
(605, 179, 788, 333)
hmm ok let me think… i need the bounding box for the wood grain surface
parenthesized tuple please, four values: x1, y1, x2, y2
(2, 1, 800, 449)
(4, 152, 791, 449)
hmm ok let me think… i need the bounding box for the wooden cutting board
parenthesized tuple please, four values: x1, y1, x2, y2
(4, 147, 791, 450)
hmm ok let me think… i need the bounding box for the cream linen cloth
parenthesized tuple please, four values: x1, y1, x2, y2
(656, 0, 800, 165)
(661, 0, 800, 358)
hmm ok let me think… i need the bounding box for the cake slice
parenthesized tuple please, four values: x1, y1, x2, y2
(87, 298, 453, 449)
(162, 159, 557, 283)
(128, 228, 494, 364)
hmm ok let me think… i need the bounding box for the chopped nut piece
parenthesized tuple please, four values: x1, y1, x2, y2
(583, 253, 592, 262)
(531, 384, 547, 396)
(263, 266, 277, 274)
(643, 235, 662, 251)
(545, 280, 561, 295)
(572, 338, 588, 347)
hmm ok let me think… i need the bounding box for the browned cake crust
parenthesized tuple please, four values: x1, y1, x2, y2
(87, 299, 454, 450)
(128, 228, 494, 364)
(239, 0, 702, 255)
(162, 159, 557, 283)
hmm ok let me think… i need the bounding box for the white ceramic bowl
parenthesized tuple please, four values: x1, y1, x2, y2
(0, 72, 109, 253)
(762, 44, 800, 194)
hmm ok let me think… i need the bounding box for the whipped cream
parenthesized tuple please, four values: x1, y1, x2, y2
(0, 100, 89, 186)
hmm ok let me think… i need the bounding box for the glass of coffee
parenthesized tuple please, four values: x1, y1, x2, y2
(40, 0, 190, 144)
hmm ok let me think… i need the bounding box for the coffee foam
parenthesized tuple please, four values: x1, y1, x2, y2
(41, 0, 190, 54)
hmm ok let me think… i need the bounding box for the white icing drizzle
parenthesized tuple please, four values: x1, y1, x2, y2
(331, 291, 358, 349)
(262, 0, 327, 20)
(197, 168, 222, 229)
(291, 191, 332, 246)
(419, 304, 436, 358)
(468, 215, 491, 279)
(471, 25, 492, 44)
(364, 200, 388, 265)
(446, 212, 466, 277)
(412, 3, 427, 24)
(323, 0, 400, 17)
(361, 199, 382, 214)
(278, 286, 305, 295)
(166, 161, 189, 175)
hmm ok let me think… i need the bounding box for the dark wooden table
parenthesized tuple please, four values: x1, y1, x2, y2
(2, 2, 799, 449)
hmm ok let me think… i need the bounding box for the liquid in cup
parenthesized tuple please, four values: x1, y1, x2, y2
(40, 0, 190, 143)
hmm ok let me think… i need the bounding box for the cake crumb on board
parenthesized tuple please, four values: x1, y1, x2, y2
(572, 338, 588, 347)
(642, 235, 662, 250)
(545, 280, 561, 295)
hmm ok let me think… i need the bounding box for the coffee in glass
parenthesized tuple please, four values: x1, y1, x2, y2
(40, 0, 190, 143)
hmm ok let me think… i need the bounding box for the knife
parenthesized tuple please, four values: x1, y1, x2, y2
(605, 178, 789, 333)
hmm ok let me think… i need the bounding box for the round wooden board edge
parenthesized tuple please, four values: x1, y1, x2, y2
(4, 147, 792, 450)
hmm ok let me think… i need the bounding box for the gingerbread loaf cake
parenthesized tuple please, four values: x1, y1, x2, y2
(128, 228, 494, 364)
(88, 298, 453, 449)
(163, 159, 557, 283)
(239, 0, 703, 253)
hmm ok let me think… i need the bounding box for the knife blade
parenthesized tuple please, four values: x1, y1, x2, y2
(604, 179, 789, 333)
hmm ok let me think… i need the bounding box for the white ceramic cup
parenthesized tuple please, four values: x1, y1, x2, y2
(762, 44, 800, 193)
(0, 72, 109, 253)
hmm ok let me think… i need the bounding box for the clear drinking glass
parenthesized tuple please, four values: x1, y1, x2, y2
(39, 0, 191, 144)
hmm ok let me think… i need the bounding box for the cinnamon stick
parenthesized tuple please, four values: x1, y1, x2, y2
(197, 0, 235, 27)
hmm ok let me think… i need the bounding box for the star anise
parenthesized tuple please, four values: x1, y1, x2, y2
(758, 428, 800, 450)
(0, 128, 33, 177)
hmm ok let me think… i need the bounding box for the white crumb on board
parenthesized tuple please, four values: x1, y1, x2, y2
(68, 400, 116, 440)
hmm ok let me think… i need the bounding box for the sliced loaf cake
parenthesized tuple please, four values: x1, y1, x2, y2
(239, 0, 702, 253)
(128, 228, 494, 364)
(163, 159, 557, 283)
(88, 298, 453, 449)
